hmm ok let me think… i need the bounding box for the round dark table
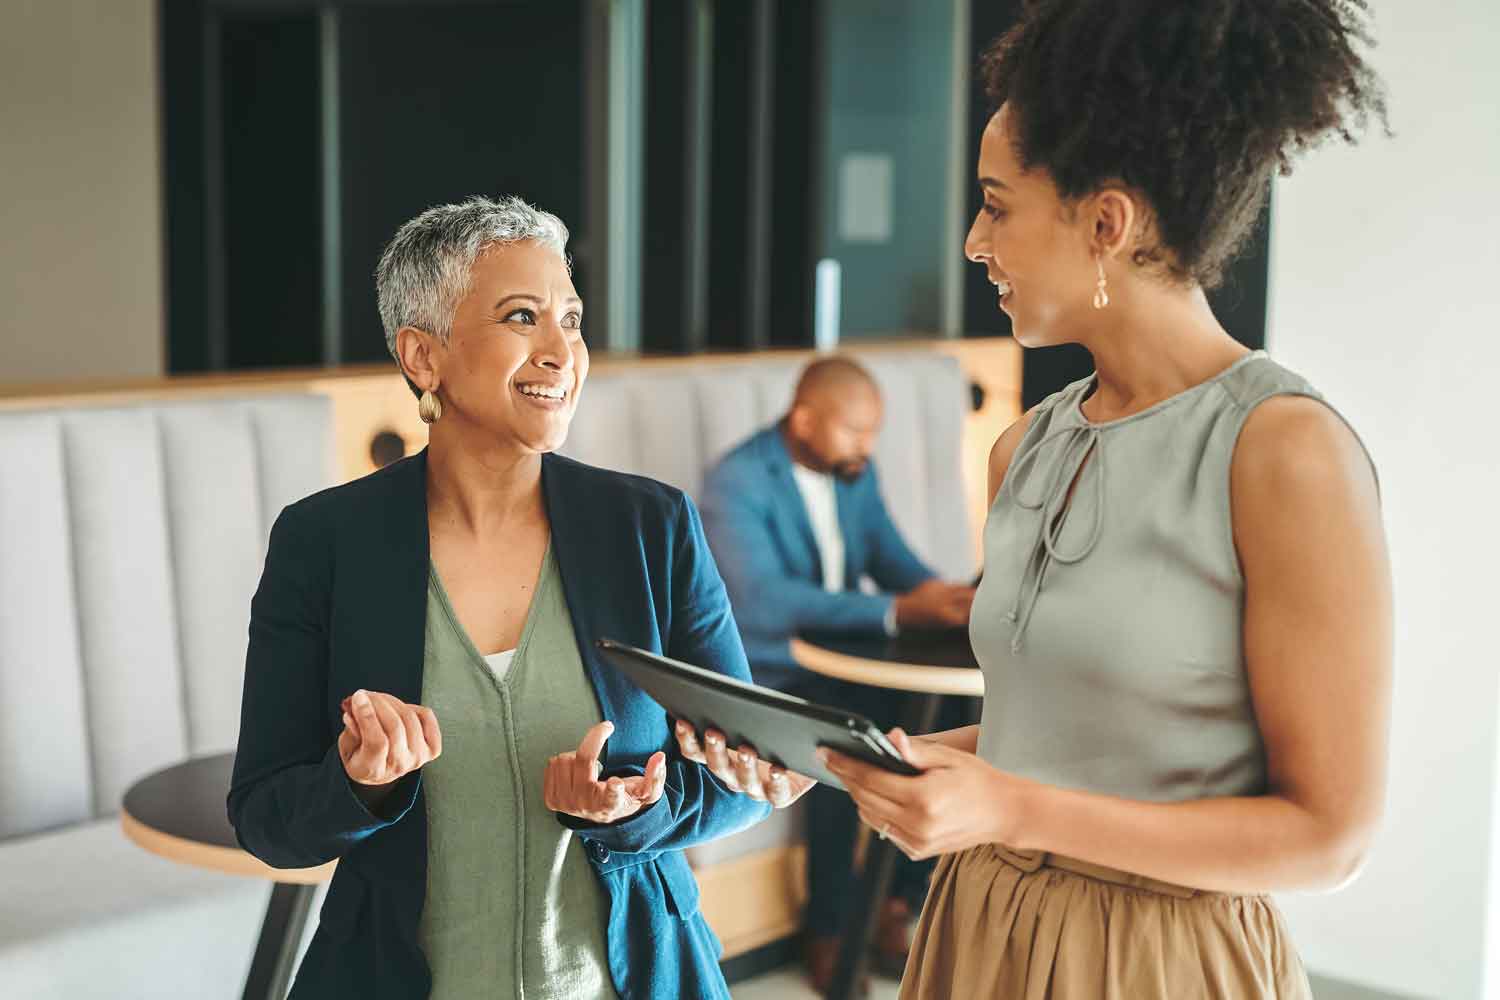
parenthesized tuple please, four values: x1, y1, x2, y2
(121, 752, 334, 1000)
(791, 629, 982, 1000)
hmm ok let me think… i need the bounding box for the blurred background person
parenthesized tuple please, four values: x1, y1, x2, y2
(699, 356, 974, 991)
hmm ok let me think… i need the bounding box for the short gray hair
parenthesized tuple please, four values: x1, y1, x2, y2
(375, 195, 571, 360)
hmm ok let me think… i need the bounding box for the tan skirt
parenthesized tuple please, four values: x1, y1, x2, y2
(900, 844, 1311, 999)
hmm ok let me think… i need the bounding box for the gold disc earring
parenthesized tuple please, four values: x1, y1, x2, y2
(1092, 257, 1110, 310)
(418, 388, 443, 424)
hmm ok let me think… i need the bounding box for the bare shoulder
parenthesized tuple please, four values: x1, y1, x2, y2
(1233, 394, 1376, 499)
(1231, 394, 1381, 558)
(987, 405, 1041, 507)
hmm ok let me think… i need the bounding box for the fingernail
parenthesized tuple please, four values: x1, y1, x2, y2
(342, 713, 353, 728)
(738, 751, 753, 766)
(771, 771, 788, 786)
(705, 733, 723, 748)
(353, 690, 370, 708)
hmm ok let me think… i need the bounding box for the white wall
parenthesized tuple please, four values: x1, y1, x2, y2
(0, 0, 164, 384)
(1266, 3, 1500, 998)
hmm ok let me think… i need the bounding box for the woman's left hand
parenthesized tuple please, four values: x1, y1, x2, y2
(545, 721, 667, 825)
(674, 721, 817, 808)
(820, 728, 1032, 861)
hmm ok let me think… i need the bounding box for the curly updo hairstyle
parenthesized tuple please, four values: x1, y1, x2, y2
(982, 0, 1389, 289)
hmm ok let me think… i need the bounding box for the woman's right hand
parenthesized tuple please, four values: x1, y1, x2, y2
(338, 689, 443, 801)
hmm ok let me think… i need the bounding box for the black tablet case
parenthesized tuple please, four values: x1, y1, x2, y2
(595, 638, 919, 791)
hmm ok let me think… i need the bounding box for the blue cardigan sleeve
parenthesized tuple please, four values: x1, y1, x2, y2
(226, 504, 420, 869)
(560, 493, 771, 853)
(699, 463, 892, 636)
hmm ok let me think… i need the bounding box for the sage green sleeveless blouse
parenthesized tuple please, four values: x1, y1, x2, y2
(972, 351, 1375, 802)
(418, 547, 618, 999)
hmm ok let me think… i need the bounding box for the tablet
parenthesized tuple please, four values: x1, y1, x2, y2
(595, 638, 920, 791)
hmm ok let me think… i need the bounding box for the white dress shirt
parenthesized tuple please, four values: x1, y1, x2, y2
(789, 462, 845, 592)
(790, 462, 899, 635)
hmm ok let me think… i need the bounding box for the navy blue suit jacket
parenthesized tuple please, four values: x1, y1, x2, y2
(699, 425, 935, 689)
(227, 450, 769, 1000)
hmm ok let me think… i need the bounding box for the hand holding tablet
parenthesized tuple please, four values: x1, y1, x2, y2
(595, 639, 921, 794)
(672, 719, 815, 808)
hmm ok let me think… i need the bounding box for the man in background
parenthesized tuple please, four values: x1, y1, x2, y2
(699, 356, 975, 992)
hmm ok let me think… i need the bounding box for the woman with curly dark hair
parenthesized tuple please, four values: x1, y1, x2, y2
(819, 1, 1393, 995)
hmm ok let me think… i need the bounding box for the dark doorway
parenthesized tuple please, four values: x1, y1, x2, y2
(162, 0, 586, 374)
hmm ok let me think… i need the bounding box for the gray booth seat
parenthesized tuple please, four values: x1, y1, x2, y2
(0, 396, 333, 999)
(561, 350, 976, 868)
(565, 351, 973, 581)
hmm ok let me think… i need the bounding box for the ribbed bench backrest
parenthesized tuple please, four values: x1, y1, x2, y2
(560, 349, 975, 581)
(0, 395, 333, 840)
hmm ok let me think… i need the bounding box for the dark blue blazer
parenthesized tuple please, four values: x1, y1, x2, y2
(227, 449, 770, 1000)
(699, 425, 935, 689)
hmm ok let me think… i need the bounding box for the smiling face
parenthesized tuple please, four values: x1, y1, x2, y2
(399, 238, 588, 456)
(963, 104, 1106, 348)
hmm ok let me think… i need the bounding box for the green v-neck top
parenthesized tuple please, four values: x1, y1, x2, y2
(418, 546, 618, 999)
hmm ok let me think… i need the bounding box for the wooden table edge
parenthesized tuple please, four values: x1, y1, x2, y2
(120, 810, 335, 885)
(789, 638, 985, 697)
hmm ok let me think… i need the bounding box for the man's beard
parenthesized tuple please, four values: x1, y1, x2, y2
(832, 459, 866, 483)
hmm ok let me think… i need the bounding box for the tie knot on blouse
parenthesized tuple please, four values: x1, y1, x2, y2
(1002, 420, 1107, 652)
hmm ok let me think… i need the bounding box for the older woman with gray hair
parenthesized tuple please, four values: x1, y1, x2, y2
(228, 195, 811, 1000)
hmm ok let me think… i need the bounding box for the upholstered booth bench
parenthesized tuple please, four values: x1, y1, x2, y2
(0, 346, 990, 997)
(0, 395, 333, 998)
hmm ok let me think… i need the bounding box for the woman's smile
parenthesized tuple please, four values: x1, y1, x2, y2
(514, 378, 571, 410)
(992, 275, 1014, 311)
